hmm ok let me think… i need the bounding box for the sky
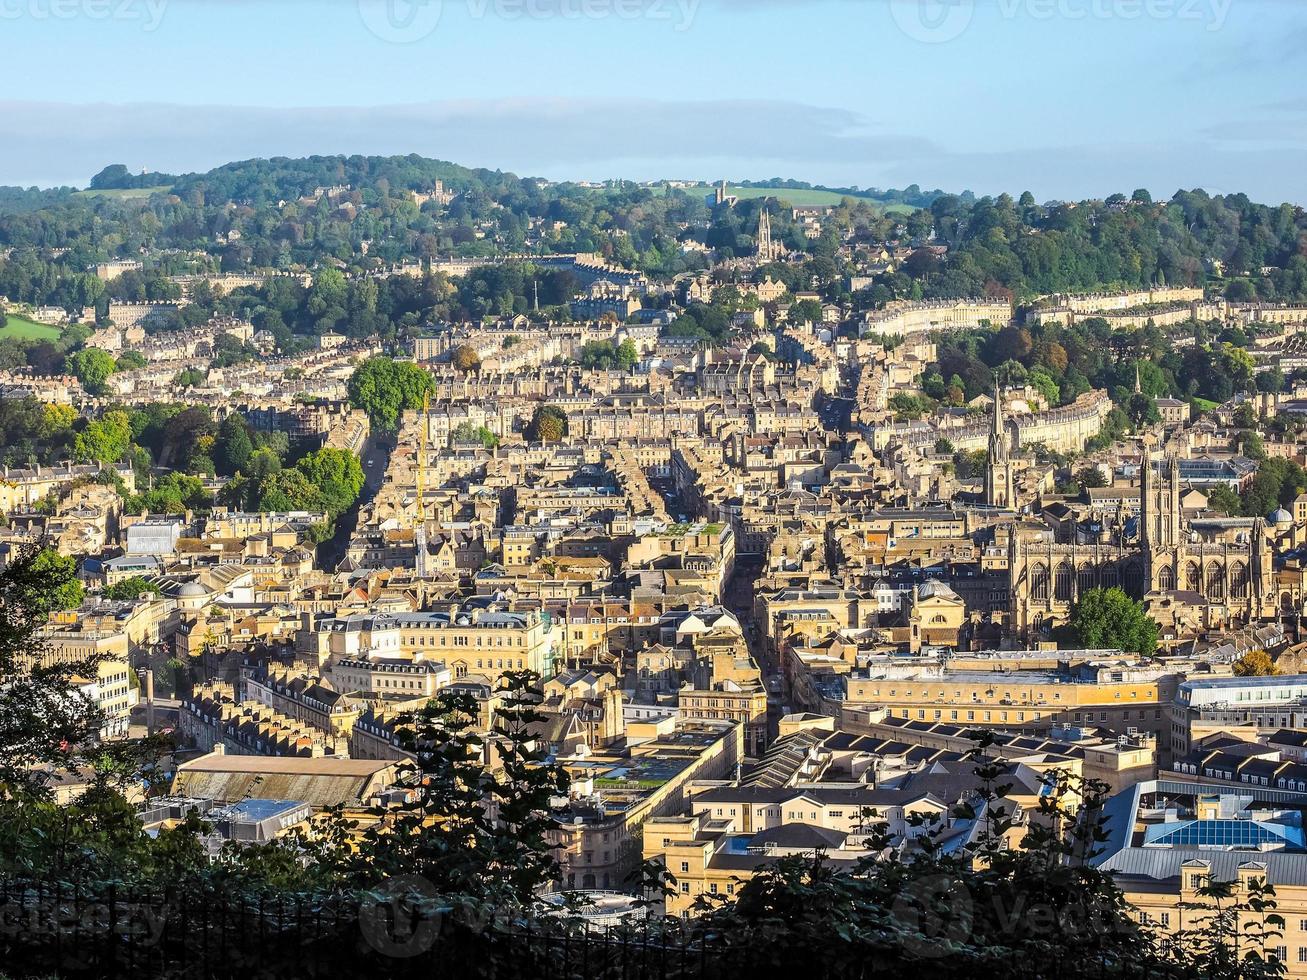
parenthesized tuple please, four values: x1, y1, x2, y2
(2, 0, 1305, 202)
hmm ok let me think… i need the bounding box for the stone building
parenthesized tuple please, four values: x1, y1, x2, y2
(1009, 451, 1273, 637)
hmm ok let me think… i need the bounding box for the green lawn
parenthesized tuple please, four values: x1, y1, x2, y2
(728, 186, 915, 213)
(0, 314, 62, 341)
(73, 185, 171, 200)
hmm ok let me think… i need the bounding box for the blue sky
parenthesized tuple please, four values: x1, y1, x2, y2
(3, 0, 1305, 202)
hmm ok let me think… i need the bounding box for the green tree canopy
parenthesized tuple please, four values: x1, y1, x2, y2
(74, 410, 132, 465)
(67, 348, 117, 395)
(347, 356, 434, 433)
(1066, 587, 1158, 656)
(103, 576, 163, 601)
(527, 404, 567, 443)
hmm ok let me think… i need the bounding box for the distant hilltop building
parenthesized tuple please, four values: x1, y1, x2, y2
(707, 180, 737, 208)
(411, 180, 456, 209)
(92, 259, 144, 281)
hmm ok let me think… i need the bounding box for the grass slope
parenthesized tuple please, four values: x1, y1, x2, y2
(728, 186, 916, 214)
(73, 186, 172, 200)
(0, 315, 62, 341)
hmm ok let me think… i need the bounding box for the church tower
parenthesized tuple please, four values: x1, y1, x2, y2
(1140, 446, 1182, 550)
(984, 382, 1015, 508)
(756, 203, 779, 263)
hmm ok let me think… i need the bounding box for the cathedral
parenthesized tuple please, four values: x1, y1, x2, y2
(1008, 445, 1274, 639)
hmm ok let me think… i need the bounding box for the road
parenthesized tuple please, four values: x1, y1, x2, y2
(319, 434, 392, 571)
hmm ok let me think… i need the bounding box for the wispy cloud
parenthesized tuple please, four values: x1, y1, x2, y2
(1, 97, 1303, 204)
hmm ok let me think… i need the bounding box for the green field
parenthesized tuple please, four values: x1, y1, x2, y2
(728, 186, 916, 213)
(73, 185, 171, 200)
(0, 315, 62, 341)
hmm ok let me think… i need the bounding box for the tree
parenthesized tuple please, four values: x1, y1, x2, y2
(451, 421, 499, 449)
(1075, 465, 1108, 490)
(789, 298, 823, 325)
(1066, 587, 1158, 656)
(293, 447, 365, 519)
(103, 576, 162, 601)
(213, 414, 254, 476)
(451, 344, 481, 372)
(67, 348, 117, 395)
(0, 547, 98, 795)
(1125, 393, 1161, 427)
(122, 472, 211, 515)
(1233, 650, 1278, 677)
(359, 672, 568, 901)
(953, 449, 989, 480)
(1206, 484, 1243, 516)
(115, 350, 147, 371)
(1028, 368, 1060, 407)
(1237, 431, 1266, 461)
(173, 367, 205, 388)
(29, 549, 84, 612)
(257, 469, 322, 514)
(615, 337, 638, 370)
(74, 410, 132, 465)
(347, 356, 433, 433)
(527, 404, 567, 443)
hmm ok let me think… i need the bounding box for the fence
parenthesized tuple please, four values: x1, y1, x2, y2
(0, 877, 1211, 980)
(0, 878, 736, 980)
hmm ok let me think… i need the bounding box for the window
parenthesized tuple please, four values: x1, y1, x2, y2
(680, 862, 689, 874)
(1160, 913, 1170, 928)
(680, 883, 690, 894)
(1032, 564, 1049, 601)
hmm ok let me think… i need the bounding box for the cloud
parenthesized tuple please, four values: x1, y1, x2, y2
(1, 97, 1303, 204)
(0, 97, 937, 187)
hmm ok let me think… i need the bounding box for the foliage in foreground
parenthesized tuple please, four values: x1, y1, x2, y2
(0, 551, 1290, 979)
